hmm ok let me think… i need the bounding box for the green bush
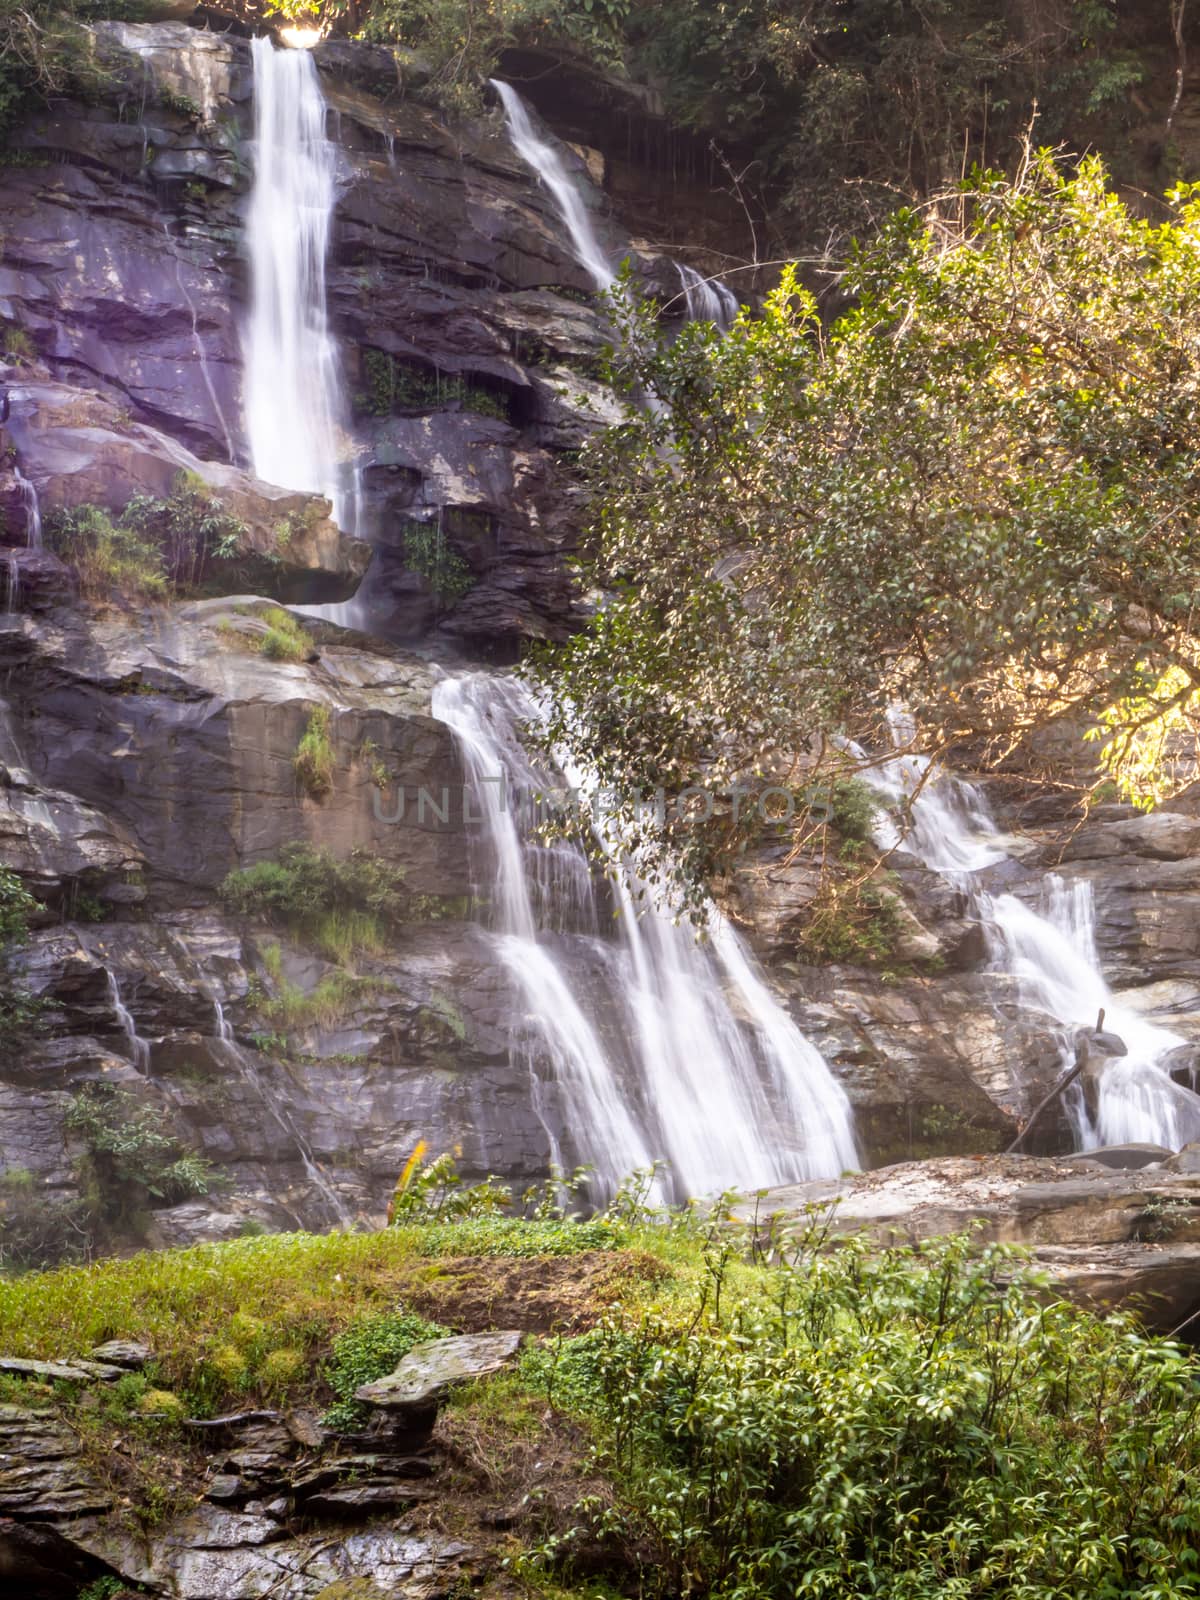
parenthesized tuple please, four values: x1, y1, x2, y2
(536, 1233, 1200, 1600)
(358, 348, 510, 422)
(220, 842, 408, 959)
(294, 706, 335, 800)
(65, 1083, 214, 1228)
(323, 1308, 447, 1430)
(46, 503, 168, 601)
(400, 519, 474, 603)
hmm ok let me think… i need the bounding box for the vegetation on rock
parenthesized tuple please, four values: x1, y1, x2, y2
(46, 476, 247, 601)
(538, 154, 1200, 894)
(222, 842, 409, 960)
(294, 705, 336, 799)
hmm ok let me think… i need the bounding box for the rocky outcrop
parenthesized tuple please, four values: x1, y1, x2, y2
(0, 22, 636, 654)
(750, 1150, 1200, 1332)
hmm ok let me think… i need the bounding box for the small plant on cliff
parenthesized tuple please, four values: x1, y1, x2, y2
(1, 324, 33, 363)
(294, 705, 335, 800)
(401, 518, 474, 604)
(259, 607, 314, 663)
(221, 842, 408, 960)
(322, 1307, 447, 1430)
(0, 868, 35, 948)
(65, 1083, 214, 1231)
(47, 503, 169, 601)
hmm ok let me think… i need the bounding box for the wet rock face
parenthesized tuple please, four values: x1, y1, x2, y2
(0, 21, 621, 655)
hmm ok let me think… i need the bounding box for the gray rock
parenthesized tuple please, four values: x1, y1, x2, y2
(1079, 1143, 1170, 1171)
(89, 1340, 153, 1369)
(0, 1357, 124, 1383)
(0, 1405, 112, 1518)
(355, 1330, 524, 1412)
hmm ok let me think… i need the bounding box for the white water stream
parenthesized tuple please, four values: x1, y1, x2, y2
(242, 36, 357, 532)
(866, 749, 1200, 1150)
(432, 674, 858, 1199)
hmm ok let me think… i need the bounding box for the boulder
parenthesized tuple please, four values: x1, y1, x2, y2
(355, 1330, 525, 1414)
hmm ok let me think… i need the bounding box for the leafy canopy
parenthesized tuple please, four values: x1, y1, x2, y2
(538, 151, 1200, 884)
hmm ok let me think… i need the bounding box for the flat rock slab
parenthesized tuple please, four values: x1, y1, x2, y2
(355, 1330, 524, 1412)
(0, 1356, 125, 1383)
(89, 1339, 153, 1368)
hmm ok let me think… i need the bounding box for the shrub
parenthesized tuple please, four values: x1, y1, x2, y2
(44, 478, 247, 601)
(323, 1308, 446, 1430)
(798, 876, 901, 966)
(220, 842, 408, 959)
(294, 706, 335, 799)
(259, 607, 314, 662)
(0, 867, 35, 947)
(401, 518, 474, 603)
(358, 349, 509, 422)
(46, 503, 169, 601)
(535, 1233, 1200, 1600)
(65, 1083, 214, 1229)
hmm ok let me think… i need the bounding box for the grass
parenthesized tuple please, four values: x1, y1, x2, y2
(257, 961, 389, 1030)
(0, 1218, 647, 1414)
(294, 705, 335, 799)
(259, 607, 315, 662)
(222, 843, 408, 962)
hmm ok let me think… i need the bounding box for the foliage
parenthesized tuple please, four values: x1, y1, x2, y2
(533, 1231, 1200, 1600)
(0, 1167, 89, 1273)
(388, 1145, 514, 1223)
(539, 155, 1200, 891)
(294, 705, 336, 799)
(259, 606, 315, 662)
(322, 1307, 446, 1428)
(221, 842, 408, 960)
(0, 867, 35, 947)
(401, 518, 474, 603)
(359, 349, 510, 421)
(0, 0, 119, 138)
(64, 1083, 213, 1226)
(45, 477, 246, 602)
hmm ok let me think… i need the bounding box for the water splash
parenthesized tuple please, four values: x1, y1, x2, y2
(432, 673, 857, 1200)
(14, 468, 41, 550)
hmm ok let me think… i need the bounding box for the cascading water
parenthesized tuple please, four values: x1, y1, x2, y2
(491, 81, 616, 294)
(242, 36, 357, 532)
(675, 262, 738, 332)
(865, 746, 1200, 1149)
(208, 995, 352, 1228)
(14, 467, 41, 550)
(432, 673, 858, 1199)
(105, 970, 151, 1073)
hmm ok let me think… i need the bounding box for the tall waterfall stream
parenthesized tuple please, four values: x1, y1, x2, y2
(236, 42, 1198, 1199)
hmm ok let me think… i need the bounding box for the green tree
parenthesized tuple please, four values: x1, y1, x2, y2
(539, 152, 1200, 892)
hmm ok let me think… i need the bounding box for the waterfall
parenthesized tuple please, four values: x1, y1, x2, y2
(209, 997, 352, 1229)
(491, 80, 615, 294)
(14, 468, 41, 550)
(676, 262, 738, 331)
(105, 970, 151, 1073)
(242, 36, 356, 531)
(432, 673, 858, 1200)
(865, 749, 1200, 1149)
